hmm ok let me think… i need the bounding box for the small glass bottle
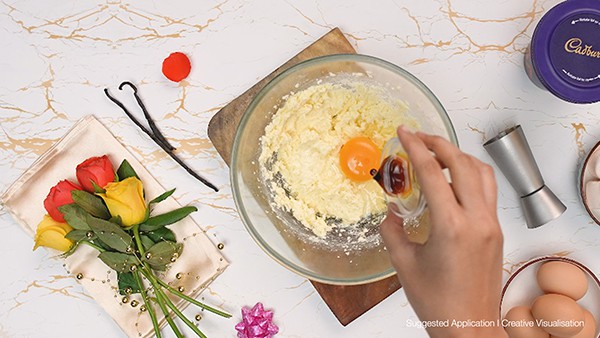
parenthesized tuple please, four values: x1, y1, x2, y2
(371, 138, 426, 219)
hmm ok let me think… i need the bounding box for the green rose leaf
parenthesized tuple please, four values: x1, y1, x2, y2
(65, 229, 93, 242)
(98, 251, 138, 273)
(59, 204, 91, 230)
(142, 241, 183, 271)
(139, 206, 197, 232)
(149, 188, 176, 205)
(92, 181, 106, 194)
(143, 206, 150, 223)
(86, 214, 133, 253)
(72, 190, 111, 219)
(139, 235, 155, 251)
(117, 272, 141, 295)
(93, 238, 113, 251)
(117, 159, 139, 180)
(109, 215, 123, 226)
(145, 227, 176, 243)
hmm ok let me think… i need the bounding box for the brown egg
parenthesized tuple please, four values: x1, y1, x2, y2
(531, 294, 585, 337)
(504, 306, 549, 338)
(551, 309, 597, 338)
(537, 261, 588, 300)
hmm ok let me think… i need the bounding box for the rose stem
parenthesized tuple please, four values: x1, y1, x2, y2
(140, 268, 191, 338)
(132, 224, 145, 256)
(81, 240, 105, 252)
(140, 268, 184, 338)
(133, 270, 162, 338)
(132, 242, 183, 338)
(104, 83, 219, 192)
(161, 288, 208, 338)
(156, 278, 231, 318)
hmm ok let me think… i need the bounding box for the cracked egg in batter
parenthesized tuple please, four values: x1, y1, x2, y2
(259, 81, 419, 238)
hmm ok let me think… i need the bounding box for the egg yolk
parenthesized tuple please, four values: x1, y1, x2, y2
(339, 137, 381, 182)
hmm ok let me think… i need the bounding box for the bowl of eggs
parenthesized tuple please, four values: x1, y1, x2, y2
(580, 140, 600, 225)
(501, 256, 600, 338)
(231, 54, 457, 284)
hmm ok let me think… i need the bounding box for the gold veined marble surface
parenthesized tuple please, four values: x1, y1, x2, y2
(1, 1, 600, 337)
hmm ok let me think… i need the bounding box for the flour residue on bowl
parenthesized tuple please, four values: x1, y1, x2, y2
(259, 81, 418, 239)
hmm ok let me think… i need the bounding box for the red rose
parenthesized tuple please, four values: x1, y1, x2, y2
(76, 155, 115, 192)
(44, 180, 82, 222)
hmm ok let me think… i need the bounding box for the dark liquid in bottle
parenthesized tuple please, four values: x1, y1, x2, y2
(371, 156, 412, 196)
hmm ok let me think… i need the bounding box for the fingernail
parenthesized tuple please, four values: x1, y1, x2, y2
(398, 125, 410, 134)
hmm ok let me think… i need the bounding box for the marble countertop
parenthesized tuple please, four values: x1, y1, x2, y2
(1, 0, 599, 337)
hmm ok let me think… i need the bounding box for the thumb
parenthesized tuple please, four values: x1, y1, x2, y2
(380, 204, 417, 273)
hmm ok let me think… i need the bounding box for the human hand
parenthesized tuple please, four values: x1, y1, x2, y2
(380, 126, 507, 338)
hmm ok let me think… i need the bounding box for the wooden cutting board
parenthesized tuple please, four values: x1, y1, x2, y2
(207, 27, 402, 326)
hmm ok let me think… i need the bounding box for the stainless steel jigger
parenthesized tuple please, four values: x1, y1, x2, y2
(483, 125, 566, 228)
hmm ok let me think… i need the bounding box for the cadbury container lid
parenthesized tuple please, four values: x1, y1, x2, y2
(531, 0, 600, 104)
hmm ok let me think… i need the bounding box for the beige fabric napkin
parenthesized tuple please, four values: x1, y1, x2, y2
(1, 115, 229, 338)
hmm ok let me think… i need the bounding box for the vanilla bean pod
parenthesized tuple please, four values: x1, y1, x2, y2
(119, 82, 175, 151)
(104, 83, 219, 192)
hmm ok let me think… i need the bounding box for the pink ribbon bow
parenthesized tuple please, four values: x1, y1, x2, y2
(235, 302, 279, 338)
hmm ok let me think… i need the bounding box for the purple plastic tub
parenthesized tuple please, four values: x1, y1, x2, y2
(525, 0, 600, 104)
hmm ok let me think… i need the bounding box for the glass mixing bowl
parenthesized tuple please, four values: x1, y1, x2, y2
(231, 54, 457, 285)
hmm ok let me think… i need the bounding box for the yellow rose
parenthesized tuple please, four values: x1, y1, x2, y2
(33, 215, 74, 252)
(98, 177, 147, 226)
